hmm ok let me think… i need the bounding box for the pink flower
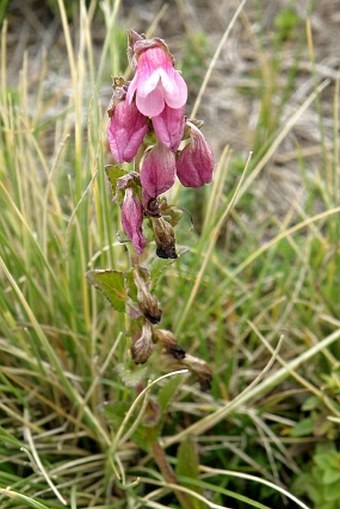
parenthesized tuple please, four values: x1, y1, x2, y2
(140, 143, 176, 199)
(176, 124, 214, 188)
(152, 105, 185, 152)
(121, 188, 147, 254)
(126, 46, 188, 117)
(107, 100, 148, 163)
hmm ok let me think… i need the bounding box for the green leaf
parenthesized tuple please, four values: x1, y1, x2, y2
(176, 436, 200, 479)
(104, 401, 130, 426)
(124, 269, 138, 302)
(86, 269, 127, 312)
(158, 376, 183, 415)
(176, 436, 202, 509)
(323, 467, 340, 485)
(105, 164, 126, 195)
(149, 257, 176, 290)
(289, 417, 314, 437)
(131, 422, 161, 452)
(328, 453, 340, 471)
(314, 449, 337, 470)
(104, 399, 160, 452)
(116, 362, 149, 388)
(324, 481, 340, 501)
(302, 395, 319, 411)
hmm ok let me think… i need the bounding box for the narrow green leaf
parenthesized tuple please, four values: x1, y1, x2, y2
(178, 476, 272, 509)
(158, 377, 183, 415)
(0, 489, 50, 509)
(86, 269, 127, 312)
(0, 426, 23, 448)
(176, 436, 202, 509)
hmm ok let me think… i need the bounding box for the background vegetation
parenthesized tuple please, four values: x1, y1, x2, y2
(0, 0, 339, 508)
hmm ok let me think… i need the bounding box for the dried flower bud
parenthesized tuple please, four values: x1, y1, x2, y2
(107, 99, 148, 163)
(181, 354, 212, 391)
(130, 33, 173, 64)
(116, 171, 139, 190)
(133, 269, 162, 324)
(176, 123, 214, 188)
(152, 216, 177, 259)
(160, 346, 212, 391)
(152, 104, 185, 152)
(152, 328, 186, 359)
(140, 143, 176, 199)
(107, 77, 129, 116)
(142, 191, 161, 218)
(127, 29, 145, 69)
(121, 188, 147, 254)
(131, 321, 154, 364)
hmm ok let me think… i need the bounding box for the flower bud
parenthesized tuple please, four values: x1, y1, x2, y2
(181, 354, 212, 391)
(131, 321, 153, 364)
(151, 217, 177, 259)
(152, 328, 185, 359)
(107, 99, 148, 163)
(161, 350, 212, 391)
(140, 143, 176, 199)
(121, 188, 147, 254)
(133, 268, 162, 323)
(176, 123, 214, 188)
(152, 105, 185, 152)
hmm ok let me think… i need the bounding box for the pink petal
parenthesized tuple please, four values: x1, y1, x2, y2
(127, 46, 188, 117)
(176, 125, 214, 188)
(152, 105, 185, 151)
(137, 69, 161, 98)
(107, 100, 148, 163)
(140, 144, 176, 198)
(141, 46, 173, 69)
(128, 47, 170, 103)
(136, 82, 165, 116)
(121, 188, 147, 254)
(126, 73, 139, 104)
(162, 69, 188, 109)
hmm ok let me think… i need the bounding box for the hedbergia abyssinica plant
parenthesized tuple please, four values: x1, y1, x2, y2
(87, 30, 214, 390)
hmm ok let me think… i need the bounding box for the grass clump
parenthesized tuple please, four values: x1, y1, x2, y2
(0, 1, 339, 508)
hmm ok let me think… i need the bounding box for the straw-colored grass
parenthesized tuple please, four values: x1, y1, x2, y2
(0, 1, 339, 508)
